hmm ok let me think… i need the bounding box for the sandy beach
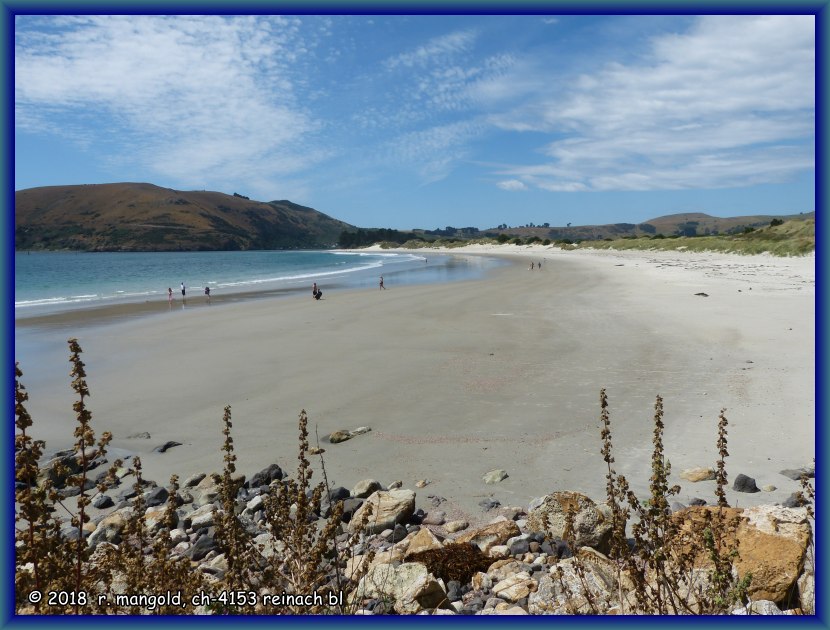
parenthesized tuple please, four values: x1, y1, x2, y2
(15, 245, 815, 525)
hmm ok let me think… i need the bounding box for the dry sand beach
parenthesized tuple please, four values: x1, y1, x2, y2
(15, 245, 815, 526)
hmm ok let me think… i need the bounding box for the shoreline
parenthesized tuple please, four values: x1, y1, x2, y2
(14, 245, 815, 526)
(14, 250, 501, 332)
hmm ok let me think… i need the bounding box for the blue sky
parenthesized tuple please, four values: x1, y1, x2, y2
(14, 14, 815, 230)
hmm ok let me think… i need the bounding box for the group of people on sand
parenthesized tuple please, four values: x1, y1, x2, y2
(529, 261, 543, 270)
(167, 282, 211, 307)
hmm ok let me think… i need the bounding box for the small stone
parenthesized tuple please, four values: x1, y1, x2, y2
(509, 538, 530, 556)
(249, 464, 283, 488)
(189, 504, 216, 529)
(183, 472, 206, 488)
(415, 479, 430, 488)
(782, 492, 809, 508)
(352, 479, 382, 498)
(153, 440, 182, 453)
(482, 469, 508, 485)
(732, 600, 784, 615)
(93, 494, 114, 509)
(761, 484, 777, 492)
(680, 467, 716, 482)
(328, 431, 352, 444)
(403, 527, 444, 559)
(446, 580, 463, 602)
(479, 498, 501, 511)
(780, 466, 815, 481)
(245, 495, 264, 514)
(445, 520, 469, 533)
(126, 432, 151, 440)
(421, 510, 446, 526)
(488, 545, 510, 559)
(143, 486, 169, 508)
(733, 473, 760, 493)
(186, 535, 218, 561)
(387, 480, 403, 490)
(340, 498, 364, 522)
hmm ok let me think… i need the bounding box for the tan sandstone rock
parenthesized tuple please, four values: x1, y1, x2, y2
(348, 489, 416, 534)
(404, 527, 444, 560)
(673, 505, 812, 605)
(492, 571, 536, 603)
(680, 467, 717, 482)
(353, 562, 449, 614)
(455, 520, 521, 554)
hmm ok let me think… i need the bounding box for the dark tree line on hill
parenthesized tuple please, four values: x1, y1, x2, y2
(338, 228, 422, 248)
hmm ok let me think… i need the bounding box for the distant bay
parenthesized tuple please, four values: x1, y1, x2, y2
(15, 250, 506, 318)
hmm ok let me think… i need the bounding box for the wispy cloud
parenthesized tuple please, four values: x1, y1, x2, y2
(489, 15, 814, 192)
(15, 15, 324, 199)
(381, 119, 485, 183)
(383, 29, 477, 70)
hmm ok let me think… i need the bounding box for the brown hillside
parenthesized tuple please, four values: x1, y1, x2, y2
(15, 183, 353, 251)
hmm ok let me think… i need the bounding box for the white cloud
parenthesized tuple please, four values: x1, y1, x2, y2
(15, 15, 324, 197)
(497, 179, 527, 191)
(489, 15, 814, 192)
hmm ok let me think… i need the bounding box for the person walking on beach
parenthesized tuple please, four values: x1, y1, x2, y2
(168, 287, 173, 308)
(204, 286, 211, 304)
(313, 283, 323, 300)
(312, 282, 318, 298)
(379, 276, 385, 290)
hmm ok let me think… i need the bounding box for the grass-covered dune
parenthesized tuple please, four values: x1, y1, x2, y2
(579, 218, 815, 257)
(388, 218, 814, 257)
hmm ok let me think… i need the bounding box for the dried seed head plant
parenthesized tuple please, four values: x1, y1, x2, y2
(259, 410, 350, 614)
(214, 405, 259, 596)
(15, 362, 54, 612)
(594, 394, 754, 615)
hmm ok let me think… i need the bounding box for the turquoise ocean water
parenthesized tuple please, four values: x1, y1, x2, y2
(15, 249, 505, 318)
